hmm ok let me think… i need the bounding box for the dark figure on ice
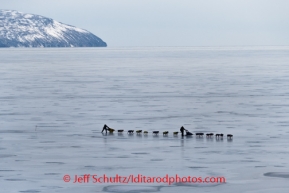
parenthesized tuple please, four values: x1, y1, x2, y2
(102, 124, 110, 133)
(180, 126, 185, 136)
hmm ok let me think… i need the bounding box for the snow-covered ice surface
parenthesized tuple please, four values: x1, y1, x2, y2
(0, 47, 289, 193)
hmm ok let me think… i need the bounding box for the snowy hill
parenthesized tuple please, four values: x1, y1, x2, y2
(0, 10, 107, 47)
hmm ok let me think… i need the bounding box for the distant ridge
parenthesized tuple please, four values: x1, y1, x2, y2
(0, 10, 107, 47)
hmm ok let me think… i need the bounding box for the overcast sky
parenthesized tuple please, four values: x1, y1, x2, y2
(1, 0, 289, 46)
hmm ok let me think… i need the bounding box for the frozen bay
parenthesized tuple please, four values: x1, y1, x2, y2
(1, 47, 289, 192)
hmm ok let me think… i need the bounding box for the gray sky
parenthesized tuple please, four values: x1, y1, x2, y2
(1, 0, 289, 46)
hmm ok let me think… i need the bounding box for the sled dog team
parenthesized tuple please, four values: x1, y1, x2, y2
(102, 124, 233, 139)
